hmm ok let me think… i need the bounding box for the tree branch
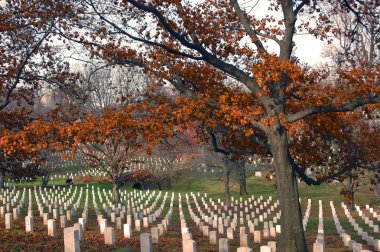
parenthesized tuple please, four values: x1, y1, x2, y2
(286, 95, 380, 122)
(84, 0, 202, 61)
(126, 0, 274, 111)
(229, 0, 267, 53)
(0, 22, 54, 110)
(289, 154, 353, 185)
(209, 131, 233, 156)
(294, 0, 309, 15)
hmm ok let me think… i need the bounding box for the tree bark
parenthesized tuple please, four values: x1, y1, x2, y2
(155, 180, 163, 190)
(167, 177, 172, 189)
(238, 158, 248, 196)
(268, 126, 307, 252)
(374, 182, 380, 199)
(0, 169, 5, 189)
(374, 169, 380, 199)
(351, 190, 355, 211)
(224, 164, 231, 208)
(113, 182, 120, 204)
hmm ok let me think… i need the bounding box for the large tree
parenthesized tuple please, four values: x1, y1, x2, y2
(54, 1, 380, 250)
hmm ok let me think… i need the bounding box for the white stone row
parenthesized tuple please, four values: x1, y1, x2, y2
(354, 205, 380, 234)
(303, 198, 311, 230)
(313, 200, 325, 252)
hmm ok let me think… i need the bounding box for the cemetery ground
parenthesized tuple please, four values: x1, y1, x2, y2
(0, 169, 379, 252)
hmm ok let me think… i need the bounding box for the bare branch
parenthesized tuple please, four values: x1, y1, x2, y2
(0, 22, 54, 110)
(294, 0, 309, 15)
(229, 0, 267, 52)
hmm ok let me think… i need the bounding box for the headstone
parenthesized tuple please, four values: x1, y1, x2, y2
(270, 227, 276, 237)
(158, 224, 164, 236)
(79, 218, 85, 231)
(210, 230, 218, 245)
(135, 219, 141, 232)
(140, 233, 153, 252)
(43, 212, 50, 225)
(237, 247, 253, 252)
(143, 217, 149, 228)
(267, 241, 277, 252)
(100, 219, 107, 234)
(25, 216, 33, 232)
(254, 230, 262, 243)
(275, 225, 281, 234)
(183, 239, 196, 252)
(203, 225, 209, 237)
(12, 208, 18, 220)
(104, 227, 115, 245)
(219, 238, 230, 252)
(60, 215, 67, 228)
(5, 213, 12, 229)
(74, 223, 83, 241)
(227, 227, 234, 240)
(64, 227, 80, 252)
(313, 242, 325, 252)
(240, 233, 249, 247)
(342, 233, 351, 246)
(348, 240, 356, 250)
(352, 243, 362, 252)
(374, 239, 380, 252)
(151, 227, 160, 244)
(260, 246, 272, 252)
(124, 224, 132, 239)
(48, 219, 56, 237)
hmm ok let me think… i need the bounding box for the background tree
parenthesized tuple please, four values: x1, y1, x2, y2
(59, 103, 173, 203)
(80, 65, 149, 115)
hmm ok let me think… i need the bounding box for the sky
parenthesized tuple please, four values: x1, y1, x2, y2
(293, 34, 324, 66)
(246, 0, 325, 66)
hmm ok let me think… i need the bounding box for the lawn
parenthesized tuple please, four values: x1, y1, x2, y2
(1, 168, 379, 251)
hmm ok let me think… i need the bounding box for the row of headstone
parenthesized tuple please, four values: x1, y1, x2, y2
(181, 192, 279, 252)
(330, 201, 375, 252)
(313, 200, 325, 252)
(330, 201, 380, 251)
(88, 187, 175, 250)
(2, 188, 27, 229)
(341, 202, 379, 250)
(1, 185, 88, 246)
(365, 204, 380, 222)
(4, 185, 175, 251)
(355, 205, 380, 234)
(303, 199, 311, 231)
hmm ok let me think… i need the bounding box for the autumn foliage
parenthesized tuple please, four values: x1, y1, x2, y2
(0, 0, 379, 251)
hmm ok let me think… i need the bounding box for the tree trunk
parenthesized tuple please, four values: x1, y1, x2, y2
(156, 180, 162, 190)
(238, 159, 248, 196)
(351, 190, 355, 211)
(41, 175, 49, 188)
(268, 126, 307, 252)
(374, 182, 380, 199)
(224, 164, 231, 208)
(167, 177, 172, 190)
(374, 169, 380, 199)
(113, 182, 120, 204)
(348, 175, 355, 211)
(0, 169, 5, 189)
